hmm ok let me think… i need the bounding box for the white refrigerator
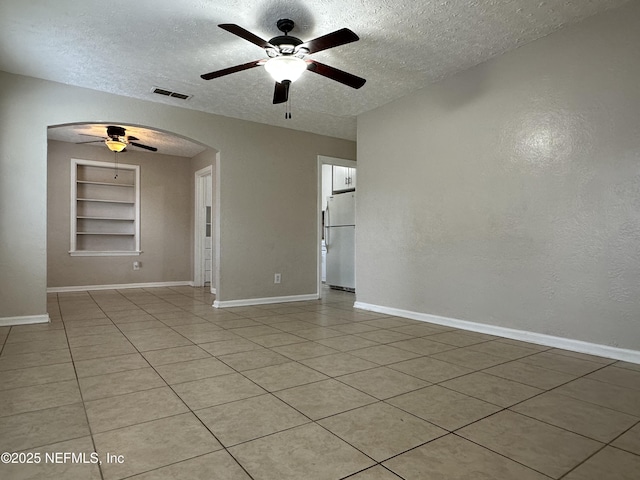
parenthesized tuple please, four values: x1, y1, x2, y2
(325, 192, 355, 291)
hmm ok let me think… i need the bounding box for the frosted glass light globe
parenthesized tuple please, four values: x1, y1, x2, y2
(264, 56, 307, 83)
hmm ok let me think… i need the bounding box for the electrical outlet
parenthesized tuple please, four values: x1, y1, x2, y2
(133, 261, 140, 271)
(274, 273, 281, 284)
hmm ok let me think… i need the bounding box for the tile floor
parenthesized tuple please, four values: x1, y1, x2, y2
(1, 286, 639, 479)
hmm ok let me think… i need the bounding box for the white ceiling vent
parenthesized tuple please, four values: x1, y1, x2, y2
(152, 87, 191, 100)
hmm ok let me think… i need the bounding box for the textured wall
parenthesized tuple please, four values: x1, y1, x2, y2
(357, 2, 640, 350)
(47, 140, 192, 287)
(0, 72, 355, 317)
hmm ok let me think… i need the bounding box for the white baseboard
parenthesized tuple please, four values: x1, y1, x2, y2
(47, 281, 193, 293)
(354, 301, 640, 364)
(214, 293, 319, 308)
(0, 313, 50, 327)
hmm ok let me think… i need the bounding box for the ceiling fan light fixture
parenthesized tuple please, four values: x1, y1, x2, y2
(264, 56, 307, 83)
(105, 138, 127, 152)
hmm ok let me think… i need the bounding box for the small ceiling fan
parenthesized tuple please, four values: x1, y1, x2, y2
(200, 19, 366, 105)
(76, 126, 158, 152)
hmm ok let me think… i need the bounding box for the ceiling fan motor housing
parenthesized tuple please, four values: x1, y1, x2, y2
(269, 35, 303, 55)
(269, 19, 304, 55)
(107, 126, 126, 139)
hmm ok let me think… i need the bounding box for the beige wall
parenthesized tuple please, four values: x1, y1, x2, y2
(47, 140, 192, 287)
(0, 71, 355, 318)
(357, 2, 640, 351)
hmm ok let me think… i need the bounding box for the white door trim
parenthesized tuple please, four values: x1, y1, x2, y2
(194, 165, 212, 288)
(213, 152, 221, 298)
(317, 156, 357, 299)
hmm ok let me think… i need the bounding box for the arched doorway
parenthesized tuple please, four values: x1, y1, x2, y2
(46, 122, 218, 296)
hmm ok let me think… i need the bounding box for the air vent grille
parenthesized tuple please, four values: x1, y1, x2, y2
(152, 87, 192, 100)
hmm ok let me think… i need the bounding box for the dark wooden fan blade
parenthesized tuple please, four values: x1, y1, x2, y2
(75, 140, 103, 144)
(127, 136, 139, 141)
(129, 142, 157, 152)
(300, 28, 359, 54)
(307, 61, 366, 89)
(219, 24, 274, 49)
(201, 60, 263, 80)
(273, 81, 290, 104)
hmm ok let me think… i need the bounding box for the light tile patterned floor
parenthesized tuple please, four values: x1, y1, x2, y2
(1, 286, 639, 479)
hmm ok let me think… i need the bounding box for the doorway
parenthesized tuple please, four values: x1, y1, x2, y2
(317, 155, 357, 298)
(194, 166, 214, 292)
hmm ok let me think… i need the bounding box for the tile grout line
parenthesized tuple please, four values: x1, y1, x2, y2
(556, 443, 610, 479)
(445, 359, 627, 437)
(209, 323, 478, 479)
(436, 357, 640, 478)
(151, 298, 262, 480)
(308, 330, 639, 476)
(5, 287, 639, 479)
(126, 292, 395, 478)
(83, 289, 139, 480)
(601, 419, 640, 457)
(449, 431, 557, 479)
(89, 289, 219, 476)
(57, 291, 106, 480)
(95, 287, 259, 480)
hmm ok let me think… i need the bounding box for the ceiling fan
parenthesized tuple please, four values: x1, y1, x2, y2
(76, 126, 158, 152)
(200, 19, 366, 106)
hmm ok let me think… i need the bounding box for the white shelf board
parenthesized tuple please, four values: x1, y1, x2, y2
(69, 250, 142, 257)
(77, 180, 135, 187)
(77, 216, 135, 221)
(76, 232, 135, 236)
(77, 198, 135, 204)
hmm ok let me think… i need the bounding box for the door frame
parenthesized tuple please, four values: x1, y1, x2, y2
(194, 165, 213, 291)
(316, 155, 357, 299)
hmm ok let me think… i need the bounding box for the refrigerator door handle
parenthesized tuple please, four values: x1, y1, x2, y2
(325, 204, 330, 252)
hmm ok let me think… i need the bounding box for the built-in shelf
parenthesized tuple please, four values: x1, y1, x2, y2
(69, 250, 142, 257)
(77, 198, 135, 204)
(76, 232, 136, 236)
(70, 159, 140, 256)
(77, 180, 135, 187)
(77, 216, 134, 221)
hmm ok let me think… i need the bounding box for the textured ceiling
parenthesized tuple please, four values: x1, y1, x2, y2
(0, 0, 629, 142)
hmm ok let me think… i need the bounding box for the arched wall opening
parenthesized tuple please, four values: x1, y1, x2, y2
(46, 122, 220, 294)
